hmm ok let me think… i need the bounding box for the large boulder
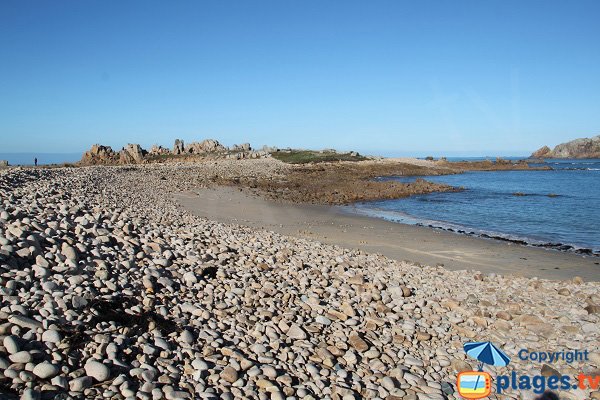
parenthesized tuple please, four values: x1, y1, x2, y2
(80, 144, 118, 165)
(531, 135, 600, 158)
(119, 144, 145, 164)
(0, 160, 8, 167)
(173, 139, 185, 155)
(185, 139, 227, 154)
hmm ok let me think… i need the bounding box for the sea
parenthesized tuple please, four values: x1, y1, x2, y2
(0, 153, 81, 166)
(345, 158, 600, 256)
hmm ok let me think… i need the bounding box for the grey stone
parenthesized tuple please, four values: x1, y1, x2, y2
(3, 335, 19, 354)
(84, 359, 110, 381)
(8, 315, 42, 330)
(32, 362, 60, 379)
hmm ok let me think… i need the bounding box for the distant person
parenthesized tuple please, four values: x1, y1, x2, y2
(535, 391, 559, 400)
(34, 157, 38, 167)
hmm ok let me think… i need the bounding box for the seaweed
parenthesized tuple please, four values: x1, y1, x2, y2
(88, 296, 178, 335)
(62, 295, 179, 354)
(200, 266, 218, 279)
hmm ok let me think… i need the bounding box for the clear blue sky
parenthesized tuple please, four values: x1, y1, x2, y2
(1, 1, 599, 156)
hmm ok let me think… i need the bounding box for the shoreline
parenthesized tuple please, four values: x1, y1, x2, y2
(346, 202, 600, 258)
(176, 186, 600, 282)
(2, 163, 599, 400)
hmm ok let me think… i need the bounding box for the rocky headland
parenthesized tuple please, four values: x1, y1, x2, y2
(79, 139, 273, 166)
(531, 135, 600, 159)
(0, 160, 599, 400)
(74, 138, 550, 206)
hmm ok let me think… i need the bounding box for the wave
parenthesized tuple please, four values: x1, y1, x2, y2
(546, 167, 600, 171)
(344, 205, 600, 257)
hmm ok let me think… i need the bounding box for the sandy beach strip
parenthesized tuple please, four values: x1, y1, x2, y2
(176, 186, 600, 282)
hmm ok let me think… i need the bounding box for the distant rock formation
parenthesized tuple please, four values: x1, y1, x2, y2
(262, 145, 278, 153)
(80, 138, 272, 165)
(231, 143, 251, 152)
(173, 139, 185, 155)
(149, 144, 170, 155)
(0, 160, 8, 167)
(531, 145, 551, 158)
(80, 144, 118, 165)
(531, 135, 600, 158)
(119, 144, 145, 164)
(185, 139, 227, 154)
(225, 150, 269, 160)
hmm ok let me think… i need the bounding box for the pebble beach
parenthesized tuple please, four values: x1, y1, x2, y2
(1, 159, 599, 400)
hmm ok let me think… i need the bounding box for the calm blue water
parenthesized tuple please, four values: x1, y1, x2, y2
(346, 159, 600, 255)
(0, 153, 81, 166)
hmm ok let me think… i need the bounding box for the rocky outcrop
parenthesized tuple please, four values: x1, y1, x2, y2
(185, 139, 227, 154)
(0, 160, 8, 167)
(119, 144, 145, 164)
(149, 145, 169, 155)
(531, 135, 600, 158)
(531, 145, 551, 158)
(81, 143, 146, 165)
(231, 143, 251, 152)
(225, 150, 270, 160)
(173, 139, 185, 155)
(80, 144, 118, 165)
(80, 139, 272, 165)
(262, 145, 278, 153)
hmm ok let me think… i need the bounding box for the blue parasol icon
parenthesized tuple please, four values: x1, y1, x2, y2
(464, 341, 511, 371)
(463, 341, 511, 394)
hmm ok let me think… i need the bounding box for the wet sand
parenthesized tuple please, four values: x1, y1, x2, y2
(175, 187, 600, 282)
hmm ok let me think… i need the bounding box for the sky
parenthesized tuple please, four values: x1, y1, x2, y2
(1, 1, 599, 157)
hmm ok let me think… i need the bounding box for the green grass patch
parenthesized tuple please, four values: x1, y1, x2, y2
(271, 150, 367, 164)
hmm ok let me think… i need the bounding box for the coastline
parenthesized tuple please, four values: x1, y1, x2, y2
(175, 186, 600, 282)
(347, 200, 600, 258)
(2, 162, 599, 400)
